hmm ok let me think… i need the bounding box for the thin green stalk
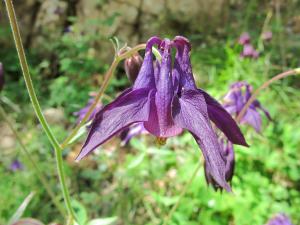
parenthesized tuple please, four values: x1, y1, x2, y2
(61, 44, 147, 148)
(4, 0, 76, 221)
(0, 106, 65, 217)
(258, 10, 272, 52)
(162, 163, 202, 225)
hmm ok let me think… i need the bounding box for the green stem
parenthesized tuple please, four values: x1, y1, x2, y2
(162, 163, 202, 225)
(61, 44, 147, 148)
(0, 106, 66, 217)
(4, 0, 76, 221)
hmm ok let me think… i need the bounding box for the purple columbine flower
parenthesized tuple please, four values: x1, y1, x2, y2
(240, 44, 259, 59)
(119, 123, 148, 146)
(266, 213, 293, 225)
(238, 32, 251, 45)
(74, 96, 102, 124)
(204, 138, 234, 190)
(223, 81, 272, 132)
(0, 62, 4, 92)
(77, 36, 248, 190)
(262, 31, 273, 42)
(10, 159, 24, 172)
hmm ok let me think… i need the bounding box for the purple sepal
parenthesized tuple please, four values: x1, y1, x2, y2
(223, 81, 272, 133)
(204, 138, 234, 191)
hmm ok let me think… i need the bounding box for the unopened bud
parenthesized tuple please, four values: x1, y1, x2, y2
(124, 53, 143, 83)
(0, 63, 4, 92)
(262, 31, 272, 42)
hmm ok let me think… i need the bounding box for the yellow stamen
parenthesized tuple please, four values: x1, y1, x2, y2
(156, 137, 167, 146)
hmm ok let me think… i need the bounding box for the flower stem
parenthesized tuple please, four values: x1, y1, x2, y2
(60, 44, 147, 148)
(4, 0, 76, 221)
(162, 163, 202, 225)
(236, 68, 300, 122)
(0, 106, 66, 217)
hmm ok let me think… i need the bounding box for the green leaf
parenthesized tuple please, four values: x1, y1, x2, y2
(8, 192, 35, 225)
(87, 217, 118, 225)
(127, 153, 146, 169)
(72, 200, 88, 225)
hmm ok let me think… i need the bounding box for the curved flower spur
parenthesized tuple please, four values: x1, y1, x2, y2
(76, 36, 248, 190)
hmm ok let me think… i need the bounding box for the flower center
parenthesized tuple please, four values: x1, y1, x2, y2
(156, 137, 167, 146)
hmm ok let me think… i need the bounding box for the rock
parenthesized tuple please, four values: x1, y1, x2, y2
(43, 107, 65, 125)
(31, 0, 68, 49)
(4, 0, 229, 58)
(0, 122, 16, 150)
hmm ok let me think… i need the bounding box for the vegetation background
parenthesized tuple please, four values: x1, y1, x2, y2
(0, 0, 300, 224)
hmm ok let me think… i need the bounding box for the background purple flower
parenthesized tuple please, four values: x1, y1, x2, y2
(262, 31, 273, 42)
(223, 81, 271, 132)
(10, 159, 24, 172)
(74, 97, 102, 124)
(266, 213, 293, 225)
(119, 123, 148, 146)
(238, 32, 251, 45)
(238, 32, 259, 59)
(240, 44, 259, 59)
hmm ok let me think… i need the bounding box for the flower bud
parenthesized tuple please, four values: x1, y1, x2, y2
(262, 31, 272, 42)
(124, 53, 143, 83)
(0, 63, 4, 92)
(238, 32, 251, 45)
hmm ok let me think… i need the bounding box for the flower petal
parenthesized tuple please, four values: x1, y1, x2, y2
(173, 36, 197, 90)
(198, 89, 248, 146)
(241, 107, 262, 132)
(144, 39, 182, 137)
(120, 123, 147, 146)
(253, 100, 272, 121)
(76, 88, 152, 160)
(172, 89, 231, 191)
(133, 37, 161, 90)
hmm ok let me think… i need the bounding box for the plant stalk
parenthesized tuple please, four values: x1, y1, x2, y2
(4, 0, 76, 221)
(162, 163, 202, 225)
